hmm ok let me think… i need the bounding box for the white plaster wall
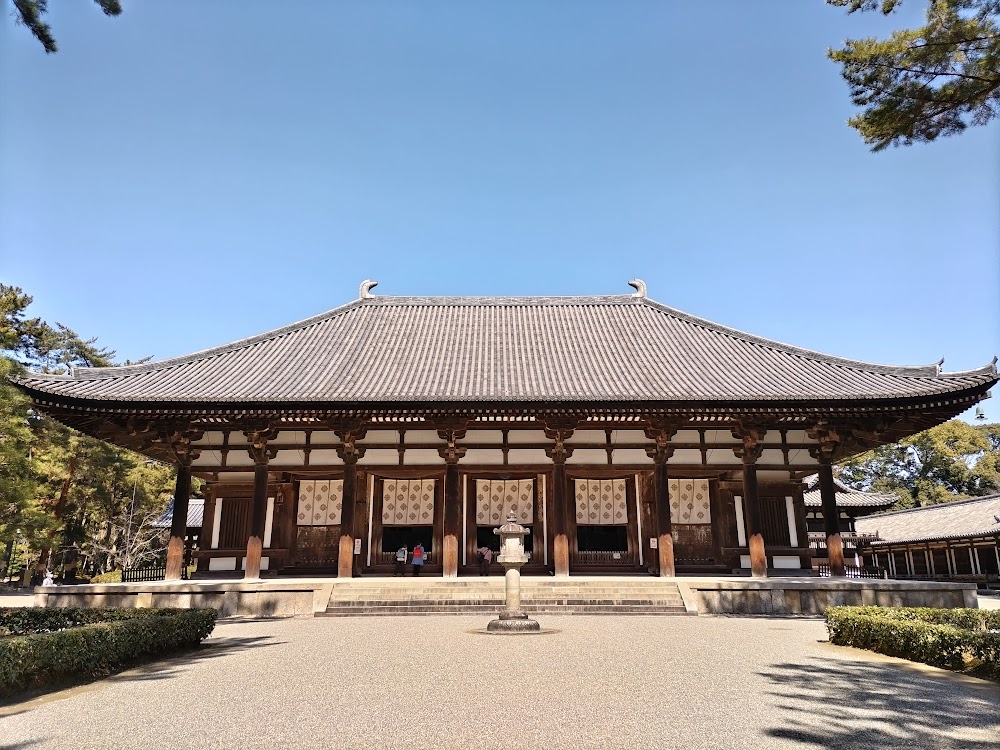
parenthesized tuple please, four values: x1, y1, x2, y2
(612, 449, 653, 465)
(402, 449, 446, 465)
(362, 431, 400, 445)
(357, 449, 399, 466)
(401, 430, 440, 444)
(565, 430, 609, 445)
(307, 450, 344, 466)
(566, 449, 610, 465)
(269, 430, 308, 446)
(759, 449, 786, 465)
(461, 449, 504, 465)
(192, 431, 228, 447)
(669, 449, 702, 464)
(506, 449, 550, 464)
(462, 430, 503, 443)
(610, 430, 647, 443)
(269, 450, 309, 467)
(506, 430, 548, 445)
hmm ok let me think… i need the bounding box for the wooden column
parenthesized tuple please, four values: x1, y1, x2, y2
(244, 426, 276, 580)
(161, 428, 202, 582)
(333, 424, 367, 579)
(645, 419, 680, 578)
(437, 420, 468, 578)
(544, 420, 576, 577)
(817, 462, 846, 576)
(733, 422, 767, 578)
(808, 422, 846, 577)
(165, 464, 191, 581)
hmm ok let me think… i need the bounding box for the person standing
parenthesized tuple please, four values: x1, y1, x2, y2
(476, 546, 493, 576)
(395, 545, 408, 576)
(412, 542, 425, 576)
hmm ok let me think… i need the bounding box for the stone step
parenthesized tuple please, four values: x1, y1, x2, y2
(326, 598, 684, 608)
(319, 605, 690, 617)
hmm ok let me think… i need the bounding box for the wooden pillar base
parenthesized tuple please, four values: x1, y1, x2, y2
(165, 535, 185, 581)
(749, 534, 767, 578)
(244, 535, 263, 580)
(443, 534, 458, 578)
(827, 533, 846, 576)
(338, 534, 354, 578)
(554, 534, 570, 577)
(657, 533, 675, 578)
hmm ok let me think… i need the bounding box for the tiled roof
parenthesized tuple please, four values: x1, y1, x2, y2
(854, 494, 1000, 546)
(152, 498, 205, 529)
(12, 289, 998, 405)
(802, 475, 898, 509)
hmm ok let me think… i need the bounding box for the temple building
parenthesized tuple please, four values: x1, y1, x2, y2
(13, 280, 997, 582)
(802, 475, 896, 570)
(856, 493, 1000, 583)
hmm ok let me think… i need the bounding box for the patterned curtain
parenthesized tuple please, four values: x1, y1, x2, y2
(669, 479, 712, 524)
(382, 479, 436, 526)
(574, 479, 628, 526)
(297, 479, 344, 526)
(475, 479, 534, 525)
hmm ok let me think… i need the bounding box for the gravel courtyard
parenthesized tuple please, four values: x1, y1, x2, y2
(3, 614, 998, 750)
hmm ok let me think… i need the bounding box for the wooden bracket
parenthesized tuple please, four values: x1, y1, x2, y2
(731, 420, 768, 465)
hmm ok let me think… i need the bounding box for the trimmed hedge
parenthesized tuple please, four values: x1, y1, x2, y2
(826, 606, 1000, 677)
(0, 606, 187, 637)
(0, 608, 216, 698)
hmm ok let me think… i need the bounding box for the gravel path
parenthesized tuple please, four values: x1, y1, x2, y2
(4, 615, 998, 750)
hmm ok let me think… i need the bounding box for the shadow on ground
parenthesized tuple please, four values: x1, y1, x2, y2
(759, 653, 1000, 749)
(1, 633, 281, 714)
(111, 634, 283, 683)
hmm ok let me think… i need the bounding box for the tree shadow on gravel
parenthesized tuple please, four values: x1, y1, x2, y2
(1, 634, 282, 712)
(758, 654, 1000, 749)
(113, 634, 283, 683)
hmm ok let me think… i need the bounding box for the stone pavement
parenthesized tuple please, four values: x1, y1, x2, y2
(3, 615, 998, 750)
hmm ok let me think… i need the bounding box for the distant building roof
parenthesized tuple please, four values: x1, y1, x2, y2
(802, 475, 898, 510)
(152, 498, 205, 529)
(855, 494, 1000, 546)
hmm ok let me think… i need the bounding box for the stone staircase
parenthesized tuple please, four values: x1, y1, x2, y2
(319, 578, 693, 616)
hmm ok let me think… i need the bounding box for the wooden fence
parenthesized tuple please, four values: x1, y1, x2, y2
(121, 565, 189, 583)
(818, 564, 887, 579)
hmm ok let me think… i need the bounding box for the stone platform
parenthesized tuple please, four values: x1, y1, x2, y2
(32, 575, 978, 618)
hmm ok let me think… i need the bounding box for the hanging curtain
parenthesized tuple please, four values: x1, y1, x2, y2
(382, 479, 436, 526)
(574, 479, 627, 525)
(475, 479, 534, 525)
(297, 479, 344, 526)
(668, 479, 711, 524)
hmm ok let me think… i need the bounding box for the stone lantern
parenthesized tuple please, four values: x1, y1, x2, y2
(487, 511, 540, 633)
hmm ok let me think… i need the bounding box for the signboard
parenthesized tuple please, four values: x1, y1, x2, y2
(354, 538, 362, 555)
(649, 537, 658, 549)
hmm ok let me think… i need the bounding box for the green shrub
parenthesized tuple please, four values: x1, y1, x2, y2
(826, 606, 1000, 674)
(0, 608, 216, 698)
(0, 606, 185, 637)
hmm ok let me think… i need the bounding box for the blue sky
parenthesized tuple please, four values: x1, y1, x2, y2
(1, 1, 997, 419)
